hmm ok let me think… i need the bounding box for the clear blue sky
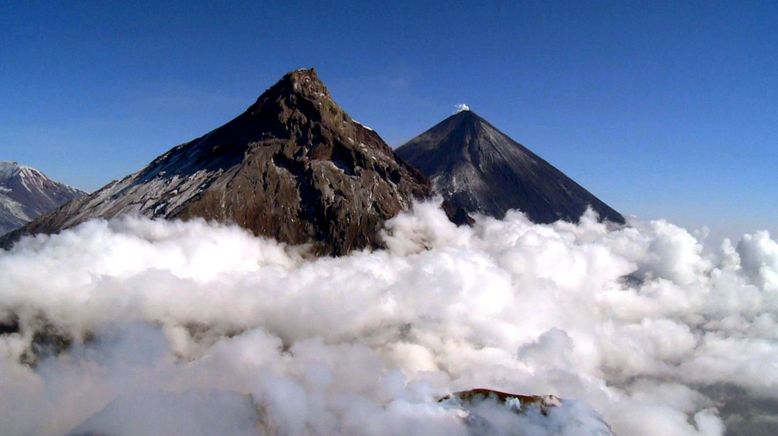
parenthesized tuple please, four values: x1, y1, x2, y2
(1, 1, 776, 238)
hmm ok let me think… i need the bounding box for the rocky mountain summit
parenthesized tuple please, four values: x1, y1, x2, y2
(0, 161, 84, 235)
(1, 69, 430, 254)
(396, 108, 624, 225)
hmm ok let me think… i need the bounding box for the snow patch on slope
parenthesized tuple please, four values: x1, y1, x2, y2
(353, 119, 374, 131)
(52, 166, 224, 228)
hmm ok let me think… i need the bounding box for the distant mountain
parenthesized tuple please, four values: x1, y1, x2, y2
(1, 69, 430, 254)
(396, 109, 624, 225)
(0, 162, 84, 235)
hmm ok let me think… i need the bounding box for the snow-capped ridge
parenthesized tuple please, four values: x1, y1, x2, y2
(0, 161, 85, 235)
(0, 161, 33, 179)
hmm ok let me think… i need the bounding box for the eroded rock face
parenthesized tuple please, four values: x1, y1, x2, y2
(1, 69, 430, 255)
(396, 110, 625, 225)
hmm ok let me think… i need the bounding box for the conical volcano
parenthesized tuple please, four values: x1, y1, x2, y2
(2, 69, 430, 255)
(396, 109, 624, 225)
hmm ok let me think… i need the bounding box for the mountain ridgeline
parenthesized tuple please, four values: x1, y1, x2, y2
(396, 109, 624, 225)
(2, 70, 625, 254)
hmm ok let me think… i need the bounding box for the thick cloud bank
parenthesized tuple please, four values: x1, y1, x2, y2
(0, 202, 776, 435)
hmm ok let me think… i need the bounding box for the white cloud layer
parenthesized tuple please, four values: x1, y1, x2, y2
(0, 202, 776, 435)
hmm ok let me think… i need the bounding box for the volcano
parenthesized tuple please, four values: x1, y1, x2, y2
(396, 109, 624, 225)
(2, 69, 430, 255)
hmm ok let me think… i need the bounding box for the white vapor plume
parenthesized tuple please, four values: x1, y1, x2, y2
(0, 202, 776, 435)
(455, 103, 470, 113)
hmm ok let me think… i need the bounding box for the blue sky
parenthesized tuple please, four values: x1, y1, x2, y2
(1, 1, 776, 238)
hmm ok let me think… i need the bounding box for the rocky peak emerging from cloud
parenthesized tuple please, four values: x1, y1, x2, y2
(1, 69, 430, 255)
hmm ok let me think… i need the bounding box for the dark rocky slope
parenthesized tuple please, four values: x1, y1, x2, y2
(396, 109, 624, 225)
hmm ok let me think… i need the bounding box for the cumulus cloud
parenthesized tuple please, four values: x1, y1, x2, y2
(0, 202, 776, 435)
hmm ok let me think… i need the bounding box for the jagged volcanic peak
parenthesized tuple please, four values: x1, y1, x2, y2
(2, 69, 430, 254)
